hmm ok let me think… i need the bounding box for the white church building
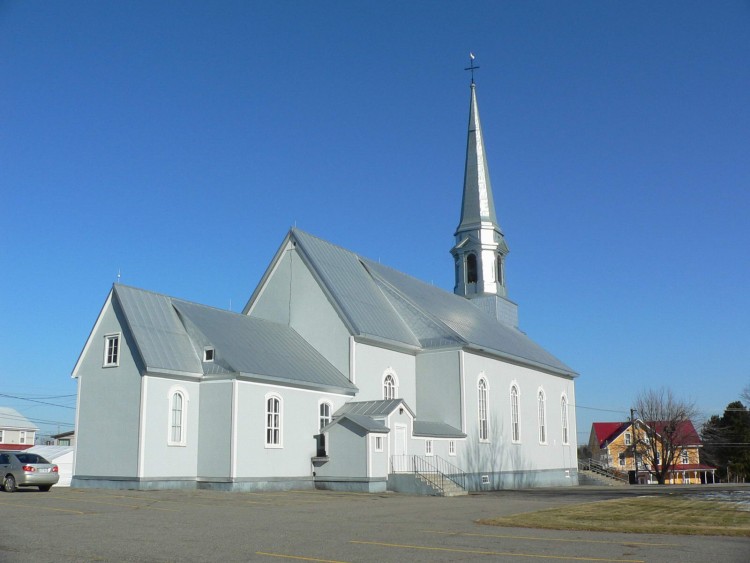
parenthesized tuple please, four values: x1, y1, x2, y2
(71, 80, 578, 494)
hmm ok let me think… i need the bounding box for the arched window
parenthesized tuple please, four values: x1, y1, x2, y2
(538, 389, 547, 444)
(265, 394, 282, 447)
(510, 385, 520, 443)
(478, 377, 489, 441)
(383, 373, 396, 400)
(319, 402, 332, 430)
(466, 254, 478, 284)
(168, 389, 187, 446)
(497, 256, 504, 285)
(561, 395, 569, 444)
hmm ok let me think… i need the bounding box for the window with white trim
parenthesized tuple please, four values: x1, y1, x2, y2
(103, 334, 120, 367)
(619, 452, 626, 466)
(0, 430, 4, 443)
(624, 431, 632, 446)
(478, 377, 489, 441)
(425, 439, 433, 456)
(383, 373, 397, 400)
(538, 389, 547, 444)
(265, 394, 282, 447)
(374, 436, 383, 452)
(169, 391, 187, 446)
(448, 440, 456, 456)
(681, 449, 689, 464)
(561, 395, 569, 444)
(19, 431, 26, 445)
(510, 384, 521, 442)
(319, 401, 332, 430)
(203, 347, 214, 362)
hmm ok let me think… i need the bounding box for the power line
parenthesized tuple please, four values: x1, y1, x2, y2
(0, 392, 75, 409)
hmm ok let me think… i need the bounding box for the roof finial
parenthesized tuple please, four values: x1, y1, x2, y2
(464, 52, 479, 85)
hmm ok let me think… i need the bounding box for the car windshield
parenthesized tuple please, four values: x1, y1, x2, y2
(15, 454, 50, 464)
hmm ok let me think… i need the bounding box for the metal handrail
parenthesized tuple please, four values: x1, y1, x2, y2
(579, 457, 628, 482)
(390, 455, 467, 493)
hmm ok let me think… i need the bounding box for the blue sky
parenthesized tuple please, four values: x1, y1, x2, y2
(2, 1, 748, 443)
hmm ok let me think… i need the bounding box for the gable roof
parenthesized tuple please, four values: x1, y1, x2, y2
(591, 422, 630, 447)
(0, 407, 38, 432)
(78, 285, 356, 395)
(591, 420, 703, 448)
(287, 229, 575, 377)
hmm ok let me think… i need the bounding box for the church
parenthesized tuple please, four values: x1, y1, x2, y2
(71, 79, 579, 493)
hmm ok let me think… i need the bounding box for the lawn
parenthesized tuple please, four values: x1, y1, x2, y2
(479, 496, 750, 537)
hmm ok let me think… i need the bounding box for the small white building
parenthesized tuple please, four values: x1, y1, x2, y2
(71, 80, 578, 493)
(0, 407, 37, 449)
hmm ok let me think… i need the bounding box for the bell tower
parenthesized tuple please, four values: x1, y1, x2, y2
(451, 63, 518, 327)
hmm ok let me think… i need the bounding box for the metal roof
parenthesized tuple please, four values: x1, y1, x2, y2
(0, 407, 38, 431)
(412, 421, 466, 438)
(290, 229, 575, 377)
(292, 230, 421, 347)
(113, 285, 356, 394)
(322, 414, 389, 434)
(334, 399, 413, 418)
(457, 83, 501, 233)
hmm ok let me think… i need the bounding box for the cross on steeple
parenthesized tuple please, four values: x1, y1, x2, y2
(464, 53, 479, 84)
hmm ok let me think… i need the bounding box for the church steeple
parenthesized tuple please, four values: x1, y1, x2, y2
(451, 72, 518, 327)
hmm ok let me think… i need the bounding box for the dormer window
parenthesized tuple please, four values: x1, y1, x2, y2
(203, 347, 215, 362)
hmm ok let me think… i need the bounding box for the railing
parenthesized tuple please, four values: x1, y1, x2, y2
(578, 458, 628, 482)
(391, 455, 467, 493)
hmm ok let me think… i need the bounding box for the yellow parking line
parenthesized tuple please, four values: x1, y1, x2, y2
(0, 499, 85, 515)
(424, 530, 679, 547)
(349, 540, 645, 562)
(256, 552, 350, 562)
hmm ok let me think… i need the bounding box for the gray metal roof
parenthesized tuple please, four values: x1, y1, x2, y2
(334, 399, 413, 418)
(290, 230, 575, 377)
(113, 285, 356, 394)
(292, 230, 421, 347)
(322, 414, 389, 434)
(413, 421, 466, 438)
(0, 407, 38, 431)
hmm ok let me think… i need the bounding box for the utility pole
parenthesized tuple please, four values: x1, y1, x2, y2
(630, 408, 638, 485)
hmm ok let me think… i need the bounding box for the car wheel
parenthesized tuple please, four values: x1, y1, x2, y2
(38, 485, 52, 492)
(3, 474, 17, 493)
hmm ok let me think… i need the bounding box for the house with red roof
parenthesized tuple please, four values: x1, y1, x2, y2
(0, 407, 37, 451)
(589, 419, 715, 484)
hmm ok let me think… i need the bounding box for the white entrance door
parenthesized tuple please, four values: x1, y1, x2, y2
(392, 424, 408, 472)
(395, 425, 407, 456)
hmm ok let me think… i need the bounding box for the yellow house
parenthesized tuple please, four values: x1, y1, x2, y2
(589, 420, 715, 485)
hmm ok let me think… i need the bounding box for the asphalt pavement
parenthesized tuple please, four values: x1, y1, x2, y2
(3, 485, 749, 562)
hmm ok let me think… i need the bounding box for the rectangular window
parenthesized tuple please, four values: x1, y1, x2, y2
(203, 347, 214, 362)
(448, 440, 456, 456)
(104, 334, 120, 366)
(374, 436, 383, 452)
(425, 439, 433, 456)
(618, 452, 625, 466)
(624, 432, 632, 446)
(0, 430, 4, 443)
(681, 450, 689, 464)
(19, 431, 26, 444)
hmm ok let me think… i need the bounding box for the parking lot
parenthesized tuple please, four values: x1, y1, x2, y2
(3, 487, 749, 562)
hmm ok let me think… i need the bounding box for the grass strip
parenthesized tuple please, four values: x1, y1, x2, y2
(479, 497, 750, 537)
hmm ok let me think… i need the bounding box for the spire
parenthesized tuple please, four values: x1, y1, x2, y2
(456, 82, 501, 233)
(451, 66, 517, 327)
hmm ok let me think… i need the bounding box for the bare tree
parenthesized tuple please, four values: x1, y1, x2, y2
(632, 388, 699, 485)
